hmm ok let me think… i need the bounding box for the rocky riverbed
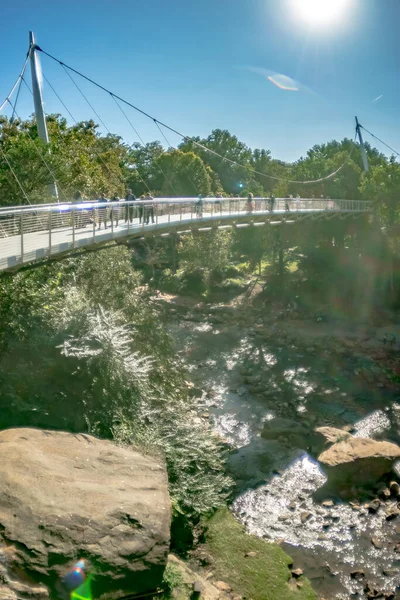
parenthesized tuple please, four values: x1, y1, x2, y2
(165, 296, 400, 600)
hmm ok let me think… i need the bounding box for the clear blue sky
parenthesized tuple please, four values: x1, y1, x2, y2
(1, 0, 399, 162)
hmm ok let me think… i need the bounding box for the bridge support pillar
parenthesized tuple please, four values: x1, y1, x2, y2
(29, 31, 58, 200)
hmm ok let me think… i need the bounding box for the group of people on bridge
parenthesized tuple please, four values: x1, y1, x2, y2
(72, 190, 155, 229)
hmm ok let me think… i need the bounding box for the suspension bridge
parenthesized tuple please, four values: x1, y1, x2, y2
(2, 32, 395, 272)
(0, 197, 370, 272)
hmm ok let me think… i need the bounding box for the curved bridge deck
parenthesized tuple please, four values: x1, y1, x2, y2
(0, 198, 370, 272)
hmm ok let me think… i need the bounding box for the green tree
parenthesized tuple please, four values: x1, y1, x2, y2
(155, 149, 213, 196)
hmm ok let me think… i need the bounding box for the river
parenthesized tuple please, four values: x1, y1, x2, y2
(168, 306, 400, 600)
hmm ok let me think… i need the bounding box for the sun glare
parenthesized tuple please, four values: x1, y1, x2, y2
(292, 0, 351, 26)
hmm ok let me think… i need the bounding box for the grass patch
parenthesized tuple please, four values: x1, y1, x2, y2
(203, 508, 317, 600)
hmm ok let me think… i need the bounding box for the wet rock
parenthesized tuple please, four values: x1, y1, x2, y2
(261, 418, 310, 449)
(288, 501, 297, 510)
(395, 544, 400, 553)
(385, 506, 400, 521)
(0, 428, 171, 600)
(377, 485, 392, 499)
(278, 515, 290, 522)
(389, 481, 400, 497)
(322, 499, 335, 508)
(368, 499, 381, 514)
(291, 568, 304, 578)
(350, 570, 365, 580)
(383, 568, 398, 577)
(371, 536, 384, 549)
(300, 511, 312, 524)
(317, 437, 400, 494)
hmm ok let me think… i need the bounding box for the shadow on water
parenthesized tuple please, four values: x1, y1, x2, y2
(169, 317, 400, 599)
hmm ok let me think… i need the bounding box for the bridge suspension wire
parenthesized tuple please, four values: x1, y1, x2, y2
(42, 73, 77, 123)
(37, 46, 357, 187)
(0, 53, 30, 113)
(34, 72, 126, 192)
(61, 64, 112, 135)
(6, 96, 69, 203)
(110, 95, 179, 195)
(0, 146, 31, 204)
(153, 122, 199, 195)
(109, 96, 152, 192)
(360, 124, 400, 158)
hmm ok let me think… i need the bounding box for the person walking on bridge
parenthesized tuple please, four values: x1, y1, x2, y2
(97, 193, 109, 229)
(110, 195, 121, 227)
(144, 192, 155, 225)
(196, 194, 204, 218)
(72, 190, 85, 229)
(125, 189, 136, 224)
(246, 193, 255, 213)
(269, 194, 276, 213)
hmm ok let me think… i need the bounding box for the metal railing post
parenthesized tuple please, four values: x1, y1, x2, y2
(72, 208, 76, 248)
(168, 204, 171, 223)
(156, 202, 159, 225)
(111, 206, 114, 235)
(48, 209, 52, 256)
(180, 203, 182, 221)
(93, 205, 96, 242)
(20, 211, 24, 262)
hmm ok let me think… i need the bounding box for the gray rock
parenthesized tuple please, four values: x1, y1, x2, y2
(368, 499, 381, 514)
(0, 428, 170, 600)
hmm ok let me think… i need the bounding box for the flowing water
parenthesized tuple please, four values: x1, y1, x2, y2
(169, 314, 400, 599)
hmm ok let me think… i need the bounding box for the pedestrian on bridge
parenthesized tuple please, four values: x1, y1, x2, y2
(196, 194, 204, 218)
(144, 192, 155, 224)
(72, 190, 85, 229)
(125, 189, 136, 223)
(138, 195, 145, 223)
(110, 195, 121, 227)
(269, 195, 276, 213)
(246, 193, 255, 213)
(97, 193, 109, 229)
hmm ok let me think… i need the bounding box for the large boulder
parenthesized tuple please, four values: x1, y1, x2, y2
(311, 426, 351, 454)
(261, 418, 310, 449)
(318, 436, 400, 491)
(0, 428, 171, 600)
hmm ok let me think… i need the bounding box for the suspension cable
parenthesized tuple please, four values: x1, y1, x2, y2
(0, 53, 30, 113)
(110, 96, 151, 192)
(0, 145, 31, 204)
(61, 65, 112, 134)
(24, 74, 123, 192)
(360, 124, 400, 158)
(111, 95, 177, 195)
(8, 99, 69, 202)
(42, 73, 76, 122)
(154, 121, 199, 195)
(37, 46, 356, 186)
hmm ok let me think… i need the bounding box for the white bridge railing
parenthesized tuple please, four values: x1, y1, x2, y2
(0, 197, 371, 271)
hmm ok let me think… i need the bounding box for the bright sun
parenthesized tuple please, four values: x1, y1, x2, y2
(292, 0, 351, 26)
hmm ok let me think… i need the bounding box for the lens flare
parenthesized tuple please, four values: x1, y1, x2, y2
(244, 66, 315, 95)
(267, 74, 299, 92)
